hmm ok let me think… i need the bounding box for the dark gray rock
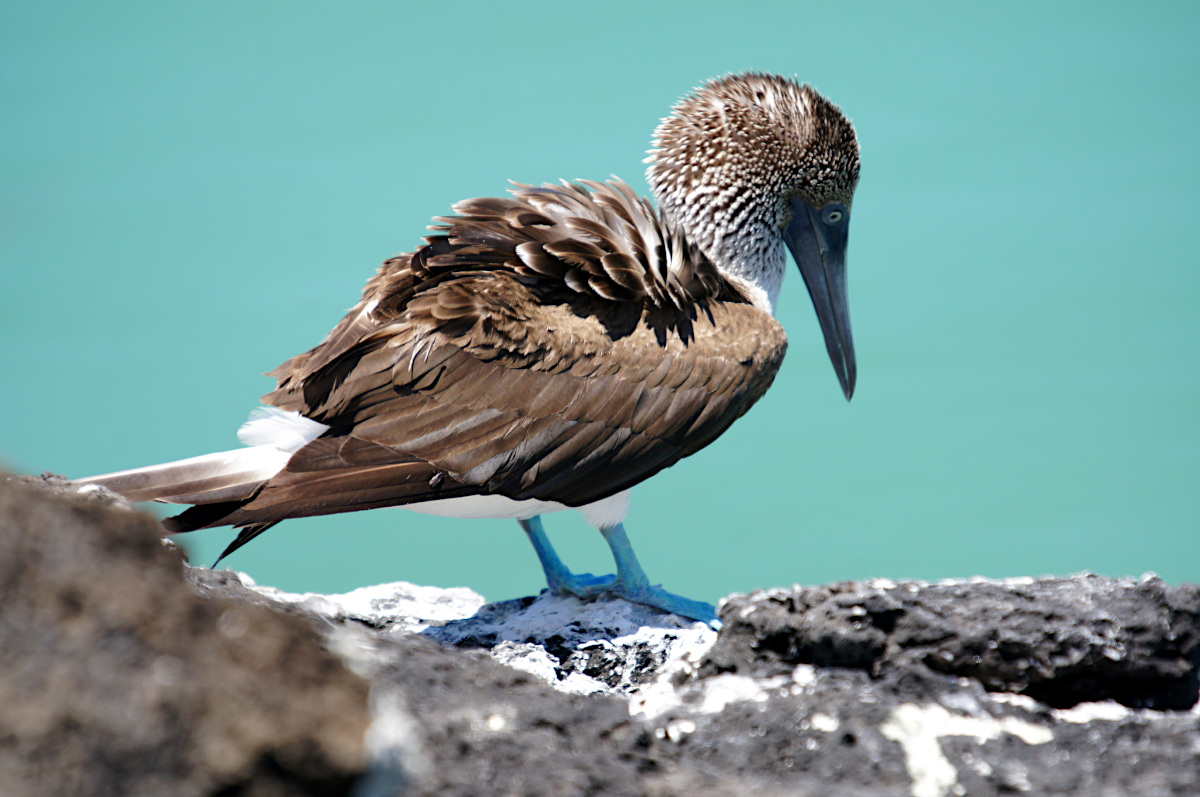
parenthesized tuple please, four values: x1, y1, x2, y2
(0, 475, 371, 797)
(642, 582, 1200, 796)
(4, 474, 1198, 796)
(221, 569, 1200, 796)
(702, 578, 1200, 709)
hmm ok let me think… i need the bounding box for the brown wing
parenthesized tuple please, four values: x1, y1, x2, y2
(170, 181, 788, 531)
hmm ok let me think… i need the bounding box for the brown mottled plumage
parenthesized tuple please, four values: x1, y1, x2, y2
(75, 72, 861, 614)
(166, 179, 788, 538)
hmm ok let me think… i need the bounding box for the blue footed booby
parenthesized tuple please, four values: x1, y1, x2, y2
(74, 72, 860, 625)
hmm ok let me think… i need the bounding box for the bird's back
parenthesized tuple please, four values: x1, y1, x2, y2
(169, 179, 789, 534)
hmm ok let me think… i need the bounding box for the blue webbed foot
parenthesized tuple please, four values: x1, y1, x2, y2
(519, 516, 719, 627)
(597, 523, 719, 626)
(606, 580, 718, 626)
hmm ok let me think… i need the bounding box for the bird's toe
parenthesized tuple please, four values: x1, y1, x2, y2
(611, 583, 719, 627)
(547, 571, 617, 599)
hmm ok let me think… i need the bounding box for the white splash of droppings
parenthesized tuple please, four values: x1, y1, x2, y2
(490, 641, 609, 696)
(934, 575, 1042, 588)
(880, 703, 1054, 797)
(490, 642, 560, 682)
(961, 751, 992, 778)
(989, 692, 1043, 713)
(559, 672, 611, 696)
(237, 577, 486, 634)
(791, 663, 818, 687)
(631, 673, 790, 720)
(992, 694, 1139, 725)
(1053, 701, 1131, 724)
(632, 677, 686, 720)
(809, 712, 839, 733)
(665, 719, 697, 741)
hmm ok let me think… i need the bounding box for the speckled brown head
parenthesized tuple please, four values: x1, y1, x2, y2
(646, 72, 860, 398)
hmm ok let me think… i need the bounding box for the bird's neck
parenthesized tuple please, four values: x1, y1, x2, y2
(660, 199, 787, 316)
(708, 227, 787, 315)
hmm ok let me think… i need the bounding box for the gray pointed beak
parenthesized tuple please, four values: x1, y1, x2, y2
(784, 195, 856, 400)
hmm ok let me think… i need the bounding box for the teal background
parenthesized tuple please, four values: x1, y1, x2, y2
(3, 2, 1197, 603)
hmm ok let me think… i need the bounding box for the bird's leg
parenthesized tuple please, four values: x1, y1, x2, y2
(519, 517, 718, 627)
(598, 523, 718, 626)
(519, 516, 614, 596)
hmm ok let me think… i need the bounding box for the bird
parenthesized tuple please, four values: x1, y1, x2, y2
(74, 72, 860, 625)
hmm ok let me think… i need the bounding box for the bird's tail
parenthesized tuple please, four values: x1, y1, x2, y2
(72, 407, 329, 507)
(72, 446, 292, 505)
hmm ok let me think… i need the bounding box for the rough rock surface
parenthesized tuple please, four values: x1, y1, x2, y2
(3, 474, 1198, 796)
(648, 582, 1200, 797)
(0, 476, 371, 797)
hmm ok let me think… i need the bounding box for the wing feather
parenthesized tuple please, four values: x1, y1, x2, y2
(175, 180, 786, 532)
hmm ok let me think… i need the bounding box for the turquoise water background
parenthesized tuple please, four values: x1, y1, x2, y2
(3, 2, 1197, 603)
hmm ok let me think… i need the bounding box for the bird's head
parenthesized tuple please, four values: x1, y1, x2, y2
(646, 72, 860, 399)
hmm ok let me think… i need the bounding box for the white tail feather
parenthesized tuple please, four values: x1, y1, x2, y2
(237, 406, 329, 451)
(73, 407, 329, 505)
(73, 446, 292, 504)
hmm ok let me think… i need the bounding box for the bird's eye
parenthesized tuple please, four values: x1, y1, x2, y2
(823, 205, 846, 225)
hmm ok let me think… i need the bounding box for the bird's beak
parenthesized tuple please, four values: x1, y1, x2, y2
(784, 196, 857, 400)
